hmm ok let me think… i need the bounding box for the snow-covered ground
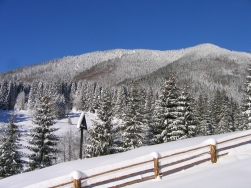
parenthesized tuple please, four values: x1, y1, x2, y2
(0, 110, 251, 188)
(130, 144, 251, 188)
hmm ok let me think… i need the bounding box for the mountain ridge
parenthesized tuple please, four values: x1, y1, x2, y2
(0, 43, 250, 102)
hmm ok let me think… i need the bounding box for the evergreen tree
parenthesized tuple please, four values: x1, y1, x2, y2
(0, 115, 24, 178)
(26, 96, 59, 171)
(28, 81, 43, 110)
(150, 92, 165, 144)
(80, 82, 90, 111)
(242, 64, 251, 130)
(53, 94, 66, 118)
(7, 81, 18, 110)
(195, 94, 206, 135)
(92, 83, 101, 112)
(121, 86, 144, 150)
(167, 88, 196, 141)
(70, 82, 77, 109)
(14, 91, 26, 110)
(72, 81, 83, 110)
(143, 88, 156, 145)
(159, 75, 179, 142)
(114, 86, 127, 119)
(0, 81, 9, 110)
(214, 90, 234, 134)
(181, 89, 197, 138)
(62, 82, 72, 112)
(85, 88, 113, 157)
(110, 88, 118, 116)
(196, 94, 213, 136)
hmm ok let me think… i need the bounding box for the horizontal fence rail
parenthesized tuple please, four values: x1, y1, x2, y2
(48, 131, 251, 188)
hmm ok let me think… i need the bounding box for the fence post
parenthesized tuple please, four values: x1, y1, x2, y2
(151, 152, 160, 179)
(154, 158, 159, 178)
(73, 179, 81, 188)
(206, 138, 217, 163)
(71, 170, 82, 188)
(210, 144, 217, 163)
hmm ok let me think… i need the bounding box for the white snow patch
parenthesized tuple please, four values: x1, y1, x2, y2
(71, 170, 84, 180)
(151, 151, 160, 159)
(202, 138, 217, 145)
(154, 176, 162, 181)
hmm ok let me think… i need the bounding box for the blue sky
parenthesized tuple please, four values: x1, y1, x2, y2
(0, 0, 251, 73)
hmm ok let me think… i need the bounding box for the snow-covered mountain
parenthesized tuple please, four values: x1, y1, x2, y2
(1, 43, 250, 101)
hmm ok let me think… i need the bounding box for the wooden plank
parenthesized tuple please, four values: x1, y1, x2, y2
(218, 140, 251, 151)
(161, 157, 211, 176)
(49, 180, 73, 188)
(160, 151, 209, 169)
(218, 133, 251, 144)
(218, 152, 228, 157)
(82, 168, 153, 187)
(160, 145, 210, 159)
(80, 159, 153, 181)
(108, 175, 154, 188)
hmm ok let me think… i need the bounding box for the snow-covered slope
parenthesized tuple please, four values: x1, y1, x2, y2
(1, 109, 251, 187)
(1, 43, 250, 83)
(0, 129, 251, 188)
(130, 144, 251, 188)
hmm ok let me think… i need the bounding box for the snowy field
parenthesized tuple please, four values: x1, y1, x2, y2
(0, 110, 251, 188)
(0, 109, 95, 135)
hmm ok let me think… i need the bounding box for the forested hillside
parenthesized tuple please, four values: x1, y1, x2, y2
(0, 43, 250, 101)
(1, 43, 251, 179)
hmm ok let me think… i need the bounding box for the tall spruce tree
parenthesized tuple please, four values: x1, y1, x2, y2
(166, 88, 196, 141)
(181, 89, 197, 138)
(196, 94, 213, 136)
(151, 92, 165, 144)
(218, 91, 233, 134)
(0, 115, 24, 178)
(26, 96, 59, 171)
(7, 81, 17, 110)
(14, 91, 26, 110)
(121, 86, 144, 150)
(143, 88, 156, 145)
(28, 81, 43, 110)
(159, 75, 179, 142)
(114, 87, 127, 119)
(85, 88, 113, 157)
(242, 64, 251, 130)
(0, 81, 9, 110)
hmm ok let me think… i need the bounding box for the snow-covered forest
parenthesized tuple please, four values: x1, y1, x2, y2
(0, 43, 251, 180)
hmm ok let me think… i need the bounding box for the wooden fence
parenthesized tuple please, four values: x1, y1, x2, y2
(49, 132, 251, 188)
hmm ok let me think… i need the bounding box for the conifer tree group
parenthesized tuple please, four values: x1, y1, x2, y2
(83, 72, 250, 158)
